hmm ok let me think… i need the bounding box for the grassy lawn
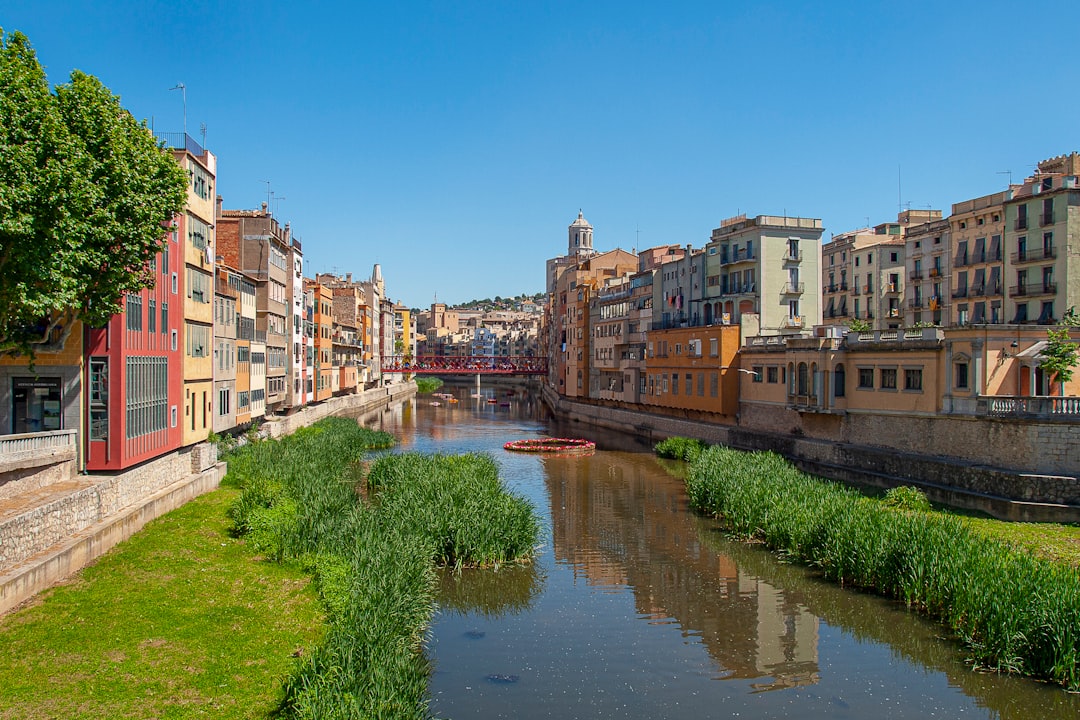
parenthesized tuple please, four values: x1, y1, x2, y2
(960, 515, 1080, 567)
(0, 486, 324, 720)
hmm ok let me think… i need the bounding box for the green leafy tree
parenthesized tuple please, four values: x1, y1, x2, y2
(1040, 326, 1078, 390)
(847, 318, 872, 333)
(0, 30, 187, 358)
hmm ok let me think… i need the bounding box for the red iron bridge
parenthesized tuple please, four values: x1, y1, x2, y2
(381, 355, 547, 376)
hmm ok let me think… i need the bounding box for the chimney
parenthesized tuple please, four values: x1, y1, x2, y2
(216, 195, 223, 218)
(346, 273, 352, 283)
(261, 202, 268, 214)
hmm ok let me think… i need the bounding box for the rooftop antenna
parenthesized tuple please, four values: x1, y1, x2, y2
(997, 170, 1012, 187)
(271, 191, 286, 216)
(262, 180, 271, 211)
(169, 82, 186, 137)
(199, 122, 207, 149)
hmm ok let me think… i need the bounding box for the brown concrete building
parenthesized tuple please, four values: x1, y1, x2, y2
(216, 202, 291, 412)
(643, 324, 741, 418)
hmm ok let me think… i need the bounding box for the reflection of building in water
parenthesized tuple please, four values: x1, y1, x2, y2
(545, 451, 818, 689)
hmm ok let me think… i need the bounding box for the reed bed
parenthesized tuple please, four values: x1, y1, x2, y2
(224, 418, 540, 719)
(414, 377, 444, 394)
(681, 442, 1080, 690)
(654, 436, 708, 462)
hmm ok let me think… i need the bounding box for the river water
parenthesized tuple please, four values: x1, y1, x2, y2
(358, 384, 1078, 720)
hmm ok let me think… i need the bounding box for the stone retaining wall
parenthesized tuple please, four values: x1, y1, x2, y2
(542, 385, 1080, 523)
(262, 383, 415, 439)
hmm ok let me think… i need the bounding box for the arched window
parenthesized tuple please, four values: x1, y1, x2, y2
(834, 364, 846, 397)
(797, 362, 809, 396)
(787, 362, 796, 394)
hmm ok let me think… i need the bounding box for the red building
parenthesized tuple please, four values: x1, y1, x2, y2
(84, 228, 183, 470)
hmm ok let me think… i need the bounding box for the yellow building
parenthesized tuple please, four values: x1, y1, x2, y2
(172, 141, 217, 446)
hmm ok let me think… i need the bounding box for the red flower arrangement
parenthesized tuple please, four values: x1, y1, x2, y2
(503, 437, 596, 454)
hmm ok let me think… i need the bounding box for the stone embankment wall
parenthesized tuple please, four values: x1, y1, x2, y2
(542, 386, 1080, 523)
(261, 383, 415, 439)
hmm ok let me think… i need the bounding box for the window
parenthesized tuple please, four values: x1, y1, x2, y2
(858, 367, 874, 389)
(955, 362, 969, 390)
(672, 373, 678, 395)
(185, 322, 211, 357)
(904, 368, 923, 391)
(880, 368, 897, 390)
(187, 268, 211, 303)
(218, 388, 231, 415)
(767, 366, 778, 383)
(709, 373, 718, 397)
(685, 374, 692, 395)
(125, 356, 168, 439)
(834, 364, 845, 397)
(188, 215, 210, 250)
(148, 299, 156, 334)
(89, 358, 109, 440)
(709, 337, 718, 356)
(126, 294, 143, 331)
(752, 366, 763, 383)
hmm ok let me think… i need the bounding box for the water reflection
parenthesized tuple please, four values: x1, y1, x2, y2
(353, 385, 1078, 720)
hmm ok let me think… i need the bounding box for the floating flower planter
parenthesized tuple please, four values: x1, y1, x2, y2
(504, 437, 596, 454)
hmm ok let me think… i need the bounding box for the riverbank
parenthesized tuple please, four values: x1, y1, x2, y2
(679, 442, 1080, 690)
(541, 384, 1080, 523)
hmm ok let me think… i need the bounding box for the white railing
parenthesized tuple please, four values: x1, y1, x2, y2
(985, 396, 1080, 418)
(0, 430, 77, 456)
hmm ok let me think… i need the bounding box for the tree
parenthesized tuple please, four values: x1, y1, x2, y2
(0, 30, 187, 358)
(1040, 326, 1078, 391)
(847, 318, 871, 333)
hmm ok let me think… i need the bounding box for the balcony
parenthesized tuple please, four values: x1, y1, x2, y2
(1009, 282, 1057, 298)
(840, 282, 849, 291)
(908, 299, 925, 309)
(909, 270, 923, 280)
(863, 285, 874, 295)
(953, 254, 970, 268)
(983, 395, 1080, 419)
(952, 287, 968, 299)
(721, 248, 755, 265)
(887, 308, 902, 318)
(823, 284, 838, 293)
(1011, 246, 1056, 264)
(885, 283, 899, 294)
(781, 282, 805, 295)
(784, 250, 803, 263)
(929, 267, 942, 278)
(968, 284, 985, 298)
(781, 315, 804, 329)
(1040, 211, 1055, 226)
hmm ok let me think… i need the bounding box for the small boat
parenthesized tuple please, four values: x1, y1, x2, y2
(447, 398, 459, 404)
(430, 401, 441, 406)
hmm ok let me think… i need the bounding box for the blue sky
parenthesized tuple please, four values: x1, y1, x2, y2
(6, 1, 1078, 308)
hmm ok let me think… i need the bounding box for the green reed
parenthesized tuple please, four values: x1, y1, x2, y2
(682, 443, 1080, 690)
(654, 436, 709, 462)
(224, 418, 540, 719)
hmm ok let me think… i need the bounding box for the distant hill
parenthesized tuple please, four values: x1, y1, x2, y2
(411, 292, 544, 314)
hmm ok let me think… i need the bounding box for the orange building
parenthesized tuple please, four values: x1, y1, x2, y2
(643, 324, 741, 418)
(306, 279, 335, 402)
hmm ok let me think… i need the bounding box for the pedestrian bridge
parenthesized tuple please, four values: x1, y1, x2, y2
(381, 355, 547, 376)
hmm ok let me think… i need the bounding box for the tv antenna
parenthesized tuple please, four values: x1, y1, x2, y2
(997, 170, 1012, 186)
(169, 82, 186, 137)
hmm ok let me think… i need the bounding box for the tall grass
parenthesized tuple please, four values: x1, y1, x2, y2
(414, 377, 444, 394)
(684, 444, 1080, 690)
(224, 417, 540, 719)
(654, 436, 708, 462)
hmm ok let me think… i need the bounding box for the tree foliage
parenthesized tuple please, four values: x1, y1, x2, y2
(1041, 327, 1078, 388)
(0, 29, 188, 357)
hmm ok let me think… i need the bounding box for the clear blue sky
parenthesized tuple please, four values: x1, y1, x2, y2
(6, 1, 1079, 308)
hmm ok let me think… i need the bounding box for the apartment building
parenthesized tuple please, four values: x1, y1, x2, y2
(904, 218, 951, 326)
(287, 235, 306, 410)
(216, 202, 291, 413)
(654, 246, 707, 330)
(643, 324, 741, 418)
(173, 143, 218, 445)
(212, 269, 238, 433)
(949, 192, 1009, 326)
(83, 228, 183, 470)
(704, 215, 824, 333)
(306, 279, 334, 401)
(1003, 154, 1080, 326)
(589, 277, 633, 401)
(227, 266, 257, 428)
(549, 249, 638, 398)
(332, 314, 360, 395)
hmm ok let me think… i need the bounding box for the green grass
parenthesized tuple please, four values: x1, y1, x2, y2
(961, 516, 1080, 568)
(0, 486, 325, 720)
(225, 417, 540, 719)
(653, 436, 708, 462)
(681, 443, 1080, 691)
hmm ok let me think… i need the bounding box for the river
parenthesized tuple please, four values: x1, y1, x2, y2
(357, 382, 1078, 720)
